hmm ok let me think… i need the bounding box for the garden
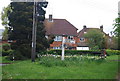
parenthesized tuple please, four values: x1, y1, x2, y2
(1, 44, 120, 79)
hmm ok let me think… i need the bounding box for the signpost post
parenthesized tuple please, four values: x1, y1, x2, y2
(61, 34, 65, 60)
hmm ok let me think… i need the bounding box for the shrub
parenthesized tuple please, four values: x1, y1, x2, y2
(39, 56, 68, 67)
(2, 43, 11, 51)
(39, 56, 104, 67)
(47, 50, 101, 56)
(2, 49, 13, 56)
(6, 50, 26, 60)
(106, 49, 120, 56)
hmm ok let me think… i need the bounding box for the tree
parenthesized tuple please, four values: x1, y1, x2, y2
(113, 17, 120, 50)
(2, 27, 8, 40)
(1, 5, 11, 40)
(7, 2, 52, 59)
(84, 29, 104, 50)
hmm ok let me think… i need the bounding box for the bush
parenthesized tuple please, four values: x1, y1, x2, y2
(106, 49, 120, 56)
(2, 43, 11, 51)
(8, 50, 26, 60)
(2, 43, 12, 56)
(39, 56, 68, 67)
(2, 49, 13, 56)
(47, 50, 101, 56)
(39, 56, 105, 67)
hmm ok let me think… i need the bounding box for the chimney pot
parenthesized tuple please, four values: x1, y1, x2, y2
(100, 25, 103, 31)
(49, 14, 53, 22)
(83, 25, 87, 29)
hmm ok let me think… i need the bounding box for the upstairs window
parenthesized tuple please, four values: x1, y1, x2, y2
(54, 36, 62, 41)
(67, 36, 74, 40)
(80, 38, 85, 42)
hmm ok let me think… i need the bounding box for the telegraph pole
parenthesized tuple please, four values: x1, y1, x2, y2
(31, 0, 48, 62)
(31, 1, 37, 62)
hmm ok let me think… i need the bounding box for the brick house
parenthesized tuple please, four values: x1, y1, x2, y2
(77, 25, 112, 50)
(44, 15, 78, 50)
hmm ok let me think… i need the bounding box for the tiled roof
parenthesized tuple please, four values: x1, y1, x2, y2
(44, 19, 78, 36)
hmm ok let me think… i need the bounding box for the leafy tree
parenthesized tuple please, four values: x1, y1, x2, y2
(113, 17, 120, 50)
(1, 5, 11, 40)
(6, 2, 52, 59)
(84, 29, 104, 50)
(2, 27, 8, 40)
(110, 37, 118, 49)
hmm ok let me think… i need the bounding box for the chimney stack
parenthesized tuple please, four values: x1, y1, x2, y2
(49, 14, 53, 22)
(100, 25, 103, 32)
(83, 25, 87, 29)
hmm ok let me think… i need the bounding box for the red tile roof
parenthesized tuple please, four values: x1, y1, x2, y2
(44, 19, 78, 36)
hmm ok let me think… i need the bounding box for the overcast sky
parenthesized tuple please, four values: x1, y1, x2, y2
(0, 0, 119, 34)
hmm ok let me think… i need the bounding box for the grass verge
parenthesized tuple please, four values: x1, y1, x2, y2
(2, 55, 119, 79)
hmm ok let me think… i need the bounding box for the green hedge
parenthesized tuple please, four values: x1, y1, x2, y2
(106, 49, 120, 55)
(47, 49, 120, 56)
(47, 50, 101, 56)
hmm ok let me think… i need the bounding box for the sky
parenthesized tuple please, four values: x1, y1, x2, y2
(0, 0, 119, 34)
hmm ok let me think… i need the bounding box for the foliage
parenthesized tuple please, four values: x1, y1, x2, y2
(2, 43, 10, 51)
(2, 43, 12, 56)
(47, 49, 120, 56)
(113, 17, 120, 36)
(108, 37, 118, 50)
(5, 2, 51, 59)
(39, 56, 105, 67)
(2, 27, 8, 40)
(106, 49, 120, 56)
(8, 50, 26, 60)
(2, 49, 13, 56)
(1, 5, 11, 40)
(113, 17, 120, 50)
(1, 5, 11, 27)
(84, 29, 104, 50)
(47, 50, 101, 56)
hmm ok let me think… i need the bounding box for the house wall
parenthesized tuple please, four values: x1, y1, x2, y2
(49, 35, 78, 50)
(77, 47, 89, 50)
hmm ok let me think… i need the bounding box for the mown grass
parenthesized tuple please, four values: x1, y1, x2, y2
(2, 55, 119, 79)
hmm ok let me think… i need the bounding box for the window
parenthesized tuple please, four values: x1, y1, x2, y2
(80, 38, 85, 42)
(54, 36, 62, 41)
(68, 36, 74, 40)
(53, 47, 61, 49)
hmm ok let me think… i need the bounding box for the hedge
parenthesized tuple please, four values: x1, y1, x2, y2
(47, 49, 120, 56)
(47, 50, 101, 56)
(106, 49, 120, 56)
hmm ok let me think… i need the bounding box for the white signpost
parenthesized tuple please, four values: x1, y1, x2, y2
(61, 36, 65, 60)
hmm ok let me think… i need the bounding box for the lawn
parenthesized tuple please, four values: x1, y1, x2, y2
(1, 55, 120, 79)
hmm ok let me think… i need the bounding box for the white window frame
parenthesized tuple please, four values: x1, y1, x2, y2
(54, 36, 62, 41)
(80, 38, 85, 42)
